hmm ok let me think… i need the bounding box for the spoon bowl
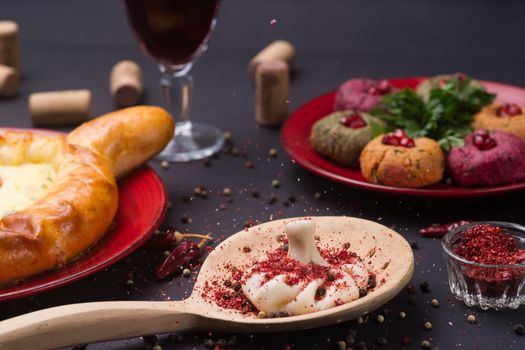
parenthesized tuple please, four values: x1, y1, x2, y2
(0, 216, 413, 349)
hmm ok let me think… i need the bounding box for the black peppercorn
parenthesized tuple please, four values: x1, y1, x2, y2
(420, 281, 430, 293)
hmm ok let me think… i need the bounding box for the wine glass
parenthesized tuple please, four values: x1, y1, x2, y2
(124, 0, 223, 162)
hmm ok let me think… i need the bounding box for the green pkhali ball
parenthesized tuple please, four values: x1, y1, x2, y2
(310, 110, 384, 167)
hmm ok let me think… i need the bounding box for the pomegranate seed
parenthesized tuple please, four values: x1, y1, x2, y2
(438, 79, 449, 88)
(473, 134, 485, 146)
(376, 80, 391, 94)
(475, 129, 489, 138)
(382, 129, 415, 148)
(472, 131, 497, 151)
(382, 134, 399, 146)
(497, 103, 522, 117)
(393, 129, 406, 138)
(340, 113, 367, 129)
(455, 72, 467, 80)
(367, 86, 378, 95)
(368, 80, 392, 95)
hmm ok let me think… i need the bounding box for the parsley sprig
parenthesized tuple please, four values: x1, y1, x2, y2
(370, 76, 495, 151)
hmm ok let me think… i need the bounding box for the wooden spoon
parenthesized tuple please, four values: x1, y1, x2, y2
(0, 216, 414, 349)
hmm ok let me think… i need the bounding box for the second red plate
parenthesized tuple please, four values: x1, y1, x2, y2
(0, 165, 167, 301)
(281, 77, 525, 197)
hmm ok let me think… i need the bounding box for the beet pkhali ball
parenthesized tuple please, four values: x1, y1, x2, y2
(333, 78, 396, 112)
(447, 130, 525, 187)
(310, 110, 384, 167)
(360, 129, 445, 188)
(473, 103, 525, 143)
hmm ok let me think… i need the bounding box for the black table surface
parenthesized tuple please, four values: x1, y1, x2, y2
(2, 0, 525, 349)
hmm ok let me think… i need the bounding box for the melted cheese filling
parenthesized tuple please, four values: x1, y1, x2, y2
(0, 163, 56, 218)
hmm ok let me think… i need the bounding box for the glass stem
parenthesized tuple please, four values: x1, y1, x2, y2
(160, 63, 194, 132)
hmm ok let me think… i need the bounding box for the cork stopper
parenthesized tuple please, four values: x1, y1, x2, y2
(29, 90, 92, 126)
(0, 21, 21, 71)
(249, 40, 295, 77)
(255, 60, 289, 126)
(0, 64, 19, 97)
(110, 60, 142, 108)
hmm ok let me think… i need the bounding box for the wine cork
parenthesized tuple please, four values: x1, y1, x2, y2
(110, 60, 142, 108)
(0, 64, 19, 97)
(0, 21, 21, 71)
(249, 40, 295, 77)
(255, 60, 289, 126)
(29, 90, 92, 126)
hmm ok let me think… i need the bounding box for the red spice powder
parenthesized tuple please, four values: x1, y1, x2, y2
(454, 224, 525, 265)
(201, 245, 373, 315)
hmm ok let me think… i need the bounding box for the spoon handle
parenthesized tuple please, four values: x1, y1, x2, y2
(0, 300, 200, 349)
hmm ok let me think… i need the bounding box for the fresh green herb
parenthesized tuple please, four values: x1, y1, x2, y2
(370, 76, 495, 151)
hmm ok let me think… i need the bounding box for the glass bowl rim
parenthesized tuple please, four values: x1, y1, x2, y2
(441, 220, 525, 269)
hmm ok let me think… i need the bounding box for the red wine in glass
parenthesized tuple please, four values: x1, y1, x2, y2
(124, 0, 223, 162)
(125, 0, 219, 65)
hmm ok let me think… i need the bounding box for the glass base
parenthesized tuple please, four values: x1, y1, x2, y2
(156, 121, 224, 162)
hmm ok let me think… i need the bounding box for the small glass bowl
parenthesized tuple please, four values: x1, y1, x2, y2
(442, 221, 525, 310)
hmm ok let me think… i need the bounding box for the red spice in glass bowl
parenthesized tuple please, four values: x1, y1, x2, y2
(442, 222, 525, 310)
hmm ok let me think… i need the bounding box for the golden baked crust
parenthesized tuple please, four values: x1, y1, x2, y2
(0, 106, 173, 285)
(472, 104, 525, 143)
(359, 136, 444, 188)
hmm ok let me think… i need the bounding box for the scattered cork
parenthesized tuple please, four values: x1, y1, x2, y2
(467, 314, 477, 323)
(257, 311, 267, 319)
(0, 64, 19, 97)
(271, 179, 280, 188)
(0, 21, 21, 71)
(376, 314, 384, 323)
(249, 40, 295, 77)
(182, 268, 191, 277)
(431, 298, 439, 307)
(110, 60, 142, 107)
(160, 160, 170, 169)
(424, 321, 432, 330)
(421, 340, 431, 349)
(337, 340, 346, 350)
(255, 59, 289, 126)
(222, 187, 232, 196)
(399, 311, 406, 319)
(29, 90, 92, 126)
(269, 148, 278, 157)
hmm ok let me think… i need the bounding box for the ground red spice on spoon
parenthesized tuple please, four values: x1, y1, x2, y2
(202, 244, 377, 316)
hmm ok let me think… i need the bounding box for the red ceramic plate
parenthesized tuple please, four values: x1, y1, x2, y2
(0, 129, 167, 301)
(282, 77, 525, 197)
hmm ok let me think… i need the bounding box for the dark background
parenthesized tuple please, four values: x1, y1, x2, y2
(1, 0, 525, 349)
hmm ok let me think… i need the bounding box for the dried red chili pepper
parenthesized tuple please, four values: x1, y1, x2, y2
(418, 220, 471, 238)
(156, 240, 202, 280)
(145, 228, 210, 249)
